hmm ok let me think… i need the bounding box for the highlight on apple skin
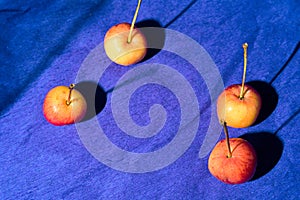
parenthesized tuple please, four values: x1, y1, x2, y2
(104, 23, 147, 66)
(217, 84, 262, 128)
(208, 138, 257, 184)
(43, 84, 87, 126)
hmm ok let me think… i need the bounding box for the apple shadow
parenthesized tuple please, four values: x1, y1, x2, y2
(136, 19, 165, 62)
(247, 80, 278, 125)
(239, 132, 283, 181)
(75, 81, 107, 122)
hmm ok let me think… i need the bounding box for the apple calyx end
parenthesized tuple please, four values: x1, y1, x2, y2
(226, 155, 232, 159)
(65, 100, 72, 106)
(238, 95, 245, 100)
(226, 150, 233, 158)
(127, 38, 132, 44)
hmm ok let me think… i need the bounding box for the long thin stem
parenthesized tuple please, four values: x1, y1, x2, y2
(66, 83, 75, 106)
(223, 122, 232, 158)
(239, 43, 248, 99)
(127, 0, 142, 43)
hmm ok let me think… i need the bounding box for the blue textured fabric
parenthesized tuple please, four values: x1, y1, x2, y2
(1, 0, 299, 199)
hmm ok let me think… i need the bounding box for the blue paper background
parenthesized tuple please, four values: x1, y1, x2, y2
(0, 0, 299, 199)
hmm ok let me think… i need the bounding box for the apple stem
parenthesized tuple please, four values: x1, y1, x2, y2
(127, 0, 142, 43)
(239, 43, 248, 100)
(222, 122, 232, 158)
(66, 83, 75, 106)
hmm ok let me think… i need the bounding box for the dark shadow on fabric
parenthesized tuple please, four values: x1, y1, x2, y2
(274, 108, 300, 135)
(75, 81, 107, 122)
(269, 42, 300, 85)
(164, 0, 198, 28)
(136, 19, 165, 62)
(240, 132, 283, 181)
(0, 8, 30, 13)
(247, 80, 278, 125)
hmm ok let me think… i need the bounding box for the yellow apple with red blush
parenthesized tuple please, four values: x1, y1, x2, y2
(104, 0, 147, 66)
(43, 84, 87, 126)
(104, 22, 147, 66)
(217, 43, 261, 128)
(217, 84, 261, 128)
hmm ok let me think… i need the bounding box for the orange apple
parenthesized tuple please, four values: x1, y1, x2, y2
(43, 84, 87, 126)
(208, 138, 257, 184)
(217, 84, 262, 128)
(104, 22, 147, 66)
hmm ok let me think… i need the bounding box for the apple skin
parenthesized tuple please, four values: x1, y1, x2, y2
(104, 23, 147, 66)
(208, 138, 257, 184)
(43, 85, 87, 126)
(217, 84, 262, 128)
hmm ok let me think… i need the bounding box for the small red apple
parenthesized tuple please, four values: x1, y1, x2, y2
(104, 0, 147, 66)
(217, 84, 262, 128)
(208, 137, 257, 184)
(43, 84, 87, 126)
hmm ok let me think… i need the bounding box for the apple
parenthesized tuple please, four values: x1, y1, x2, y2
(217, 43, 261, 128)
(104, 23, 147, 66)
(43, 84, 87, 126)
(217, 84, 261, 128)
(208, 137, 257, 184)
(104, 0, 147, 66)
